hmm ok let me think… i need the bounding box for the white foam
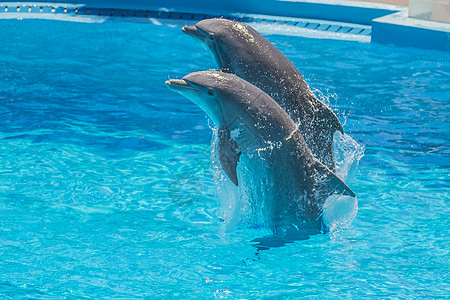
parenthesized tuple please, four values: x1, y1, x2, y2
(322, 193, 358, 233)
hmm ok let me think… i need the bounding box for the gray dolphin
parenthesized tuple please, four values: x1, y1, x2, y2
(182, 19, 343, 171)
(166, 70, 354, 234)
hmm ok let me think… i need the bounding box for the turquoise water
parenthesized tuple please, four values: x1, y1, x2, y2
(0, 19, 449, 298)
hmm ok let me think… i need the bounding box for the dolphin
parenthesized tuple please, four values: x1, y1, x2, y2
(182, 19, 343, 171)
(166, 70, 354, 235)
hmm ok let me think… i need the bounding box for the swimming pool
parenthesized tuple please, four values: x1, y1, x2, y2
(0, 18, 449, 298)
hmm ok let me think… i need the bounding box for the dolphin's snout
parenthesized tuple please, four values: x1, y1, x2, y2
(182, 25, 196, 33)
(182, 25, 202, 39)
(165, 79, 201, 94)
(166, 79, 188, 88)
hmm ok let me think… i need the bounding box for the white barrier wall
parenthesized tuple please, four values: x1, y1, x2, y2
(409, 0, 450, 23)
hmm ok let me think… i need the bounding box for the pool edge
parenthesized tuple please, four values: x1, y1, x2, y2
(0, 0, 449, 52)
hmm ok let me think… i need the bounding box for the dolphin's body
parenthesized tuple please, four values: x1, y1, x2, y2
(182, 19, 343, 171)
(166, 70, 354, 235)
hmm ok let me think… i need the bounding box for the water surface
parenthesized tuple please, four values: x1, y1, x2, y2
(0, 19, 449, 298)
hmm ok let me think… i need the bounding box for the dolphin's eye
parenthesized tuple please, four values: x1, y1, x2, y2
(208, 34, 215, 40)
(207, 90, 214, 95)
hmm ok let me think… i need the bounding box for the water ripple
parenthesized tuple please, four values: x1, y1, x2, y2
(0, 19, 448, 299)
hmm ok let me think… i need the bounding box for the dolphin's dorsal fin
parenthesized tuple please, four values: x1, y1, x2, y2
(218, 127, 241, 186)
(313, 160, 355, 200)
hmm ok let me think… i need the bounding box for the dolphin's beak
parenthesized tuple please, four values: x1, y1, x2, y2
(182, 25, 203, 39)
(165, 79, 199, 93)
(166, 76, 221, 126)
(166, 79, 188, 88)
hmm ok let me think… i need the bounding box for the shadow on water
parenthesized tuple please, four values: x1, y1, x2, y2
(250, 225, 326, 251)
(242, 230, 322, 264)
(251, 235, 307, 251)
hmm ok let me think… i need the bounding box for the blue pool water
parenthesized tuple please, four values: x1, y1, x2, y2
(0, 18, 449, 298)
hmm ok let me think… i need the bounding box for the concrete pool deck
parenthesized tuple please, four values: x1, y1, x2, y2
(0, 0, 449, 51)
(349, 0, 408, 5)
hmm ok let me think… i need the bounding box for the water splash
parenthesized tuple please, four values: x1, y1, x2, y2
(209, 123, 364, 235)
(333, 131, 365, 182)
(210, 129, 271, 232)
(323, 131, 364, 234)
(322, 193, 358, 234)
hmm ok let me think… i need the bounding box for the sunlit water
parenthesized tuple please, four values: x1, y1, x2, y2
(0, 19, 448, 298)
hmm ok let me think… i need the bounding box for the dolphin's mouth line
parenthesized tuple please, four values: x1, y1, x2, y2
(165, 79, 201, 93)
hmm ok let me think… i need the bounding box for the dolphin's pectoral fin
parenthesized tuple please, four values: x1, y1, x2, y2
(218, 127, 241, 186)
(313, 160, 355, 200)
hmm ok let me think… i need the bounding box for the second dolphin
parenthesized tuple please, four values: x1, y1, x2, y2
(183, 19, 343, 171)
